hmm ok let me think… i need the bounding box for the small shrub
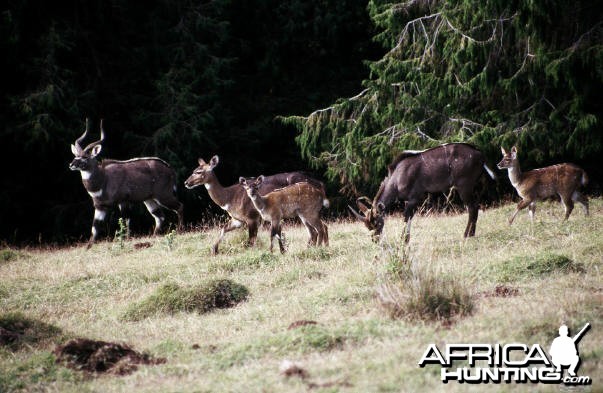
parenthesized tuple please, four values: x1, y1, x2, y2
(164, 228, 177, 251)
(113, 218, 128, 249)
(122, 279, 249, 321)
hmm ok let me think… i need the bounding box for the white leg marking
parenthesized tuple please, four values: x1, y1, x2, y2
(91, 227, 98, 238)
(94, 209, 106, 221)
(144, 200, 163, 229)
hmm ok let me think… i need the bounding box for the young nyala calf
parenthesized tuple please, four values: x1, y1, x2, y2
(239, 176, 329, 254)
(497, 146, 588, 224)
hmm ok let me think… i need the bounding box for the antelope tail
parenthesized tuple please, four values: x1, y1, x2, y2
(581, 170, 589, 187)
(483, 164, 497, 180)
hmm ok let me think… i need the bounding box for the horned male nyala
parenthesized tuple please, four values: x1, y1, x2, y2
(69, 119, 183, 248)
(497, 146, 588, 223)
(349, 143, 496, 243)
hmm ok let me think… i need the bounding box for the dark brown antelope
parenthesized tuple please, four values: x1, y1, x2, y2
(239, 176, 329, 253)
(497, 146, 589, 224)
(349, 143, 496, 243)
(184, 156, 324, 254)
(69, 119, 183, 248)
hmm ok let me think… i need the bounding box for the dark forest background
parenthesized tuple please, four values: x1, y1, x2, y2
(1, 0, 380, 244)
(1, 0, 601, 245)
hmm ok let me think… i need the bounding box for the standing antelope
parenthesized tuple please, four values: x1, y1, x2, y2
(69, 119, 183, 248)
(184, 155, 324, 254)
(239, 176, 329, 253)
(349, 143, 496, 243)
(497, 146, 589, 224)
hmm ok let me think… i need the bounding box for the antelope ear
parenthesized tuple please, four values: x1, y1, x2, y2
(90, 144, 102, 158)
(501, 146, 507, 155)
(198, 158, 206, 166)
(209, 155, 219, 169)
(239, 177, 247, 186)
(71, 144, 78, 156)
(256, 175, 265, 184)
(511, 146, 517, 159)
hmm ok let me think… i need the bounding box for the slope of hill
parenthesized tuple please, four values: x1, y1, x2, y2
(1, 200, 602, 392)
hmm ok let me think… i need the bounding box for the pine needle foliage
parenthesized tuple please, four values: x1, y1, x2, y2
(283, 0, 603, 195)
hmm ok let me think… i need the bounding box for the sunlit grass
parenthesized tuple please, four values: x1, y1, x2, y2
(1, 199, 602, 392)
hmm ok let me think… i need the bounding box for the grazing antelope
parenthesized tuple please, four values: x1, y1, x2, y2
(184, 156, 324, 254)
(497, 146, 589, 224)
(349, 143, 496, 243)
(239, 176, 329, 253)
(69, 119, 183, 248)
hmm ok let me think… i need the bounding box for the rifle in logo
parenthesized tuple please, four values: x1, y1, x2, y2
(549, 323, 590, 377)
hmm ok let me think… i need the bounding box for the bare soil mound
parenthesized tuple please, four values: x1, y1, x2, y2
(53, 338, 166, 375)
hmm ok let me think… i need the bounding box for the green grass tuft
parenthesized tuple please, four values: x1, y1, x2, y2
(0, 351, 80, 392)
(208, 251, 278, 273)
(122, 279, 249, 321)
(376, 243, 474, 321)
(491, 252, 585, 282)
(294, 247, 338, 261)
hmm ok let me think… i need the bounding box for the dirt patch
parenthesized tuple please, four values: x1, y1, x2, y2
(482, 285, 520, 298)
(134, 241, 153, 249)
(53, 338, 166, 376)
(279, 360, 352, 389)
(288, 320, 318, 330)
(280, 360, 310, 379)
(0, 326, 21, 345)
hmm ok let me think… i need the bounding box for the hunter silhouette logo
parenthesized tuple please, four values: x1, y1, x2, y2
(418, 322, 592, 385)
(550, 323, 590, 377)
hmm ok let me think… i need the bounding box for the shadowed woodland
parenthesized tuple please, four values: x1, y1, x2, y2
(1, 0, 601, 244)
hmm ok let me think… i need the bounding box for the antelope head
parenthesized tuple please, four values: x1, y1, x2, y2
(348, 197, 385, 242)
(238, 175, 263, 199)
(184, 155, 219, 189)
(69, 118, 105, 172)
(497, 146, 517, 170)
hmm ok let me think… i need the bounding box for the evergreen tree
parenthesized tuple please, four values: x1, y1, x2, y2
(284, 0, 603, 196)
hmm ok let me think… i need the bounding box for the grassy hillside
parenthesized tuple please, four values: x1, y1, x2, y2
(1, 200, 602, 392)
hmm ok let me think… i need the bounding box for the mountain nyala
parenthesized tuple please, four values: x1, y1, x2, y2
(69, 119, 183, 248)
(349, 143, 496, 243)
